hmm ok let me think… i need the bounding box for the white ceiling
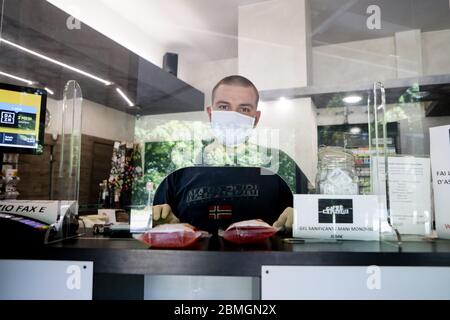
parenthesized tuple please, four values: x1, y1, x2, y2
(47, 0, 269, 65)
(47, 0, 450, 66)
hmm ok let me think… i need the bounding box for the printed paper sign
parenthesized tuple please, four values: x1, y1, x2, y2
(430, 125, 450, 239)
(0, 200, 59, 225)
(371, 156, 432, 236)
(130, 207, 152, 233)
(293, 195, 380, 241)
(0, 200, 76, 226)
(388, 157, 432, 235)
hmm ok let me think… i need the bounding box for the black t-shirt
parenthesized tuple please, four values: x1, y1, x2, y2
(153, 166, 293, 233)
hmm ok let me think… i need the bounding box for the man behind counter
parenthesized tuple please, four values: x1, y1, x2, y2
(152, 75, 308, 233)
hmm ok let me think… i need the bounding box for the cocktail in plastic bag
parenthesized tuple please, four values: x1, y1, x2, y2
(219, 219, 277, 244)
(140, 223, 203, 248)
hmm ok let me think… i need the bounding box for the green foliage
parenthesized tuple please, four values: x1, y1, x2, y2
(131, 140, 298, 206)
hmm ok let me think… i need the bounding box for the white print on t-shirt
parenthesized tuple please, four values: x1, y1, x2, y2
(186, 184, 259, 204)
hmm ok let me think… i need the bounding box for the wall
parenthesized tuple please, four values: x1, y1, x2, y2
(312, 29, 450, 86)
(312, 36, 397, 86)
(46, 97, 136, 142)
(238, 0, 312, 91)
(422, 29, 450, 76)
(178, 58, 238, 106)
(238, 0, 317, 182)
(395, 30, 423, 78)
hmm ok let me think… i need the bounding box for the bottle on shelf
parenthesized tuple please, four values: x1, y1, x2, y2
(102, 180, 110, 209)
(146, 181, 154, 207)
(146, 181, 154, 229)
(98, 182, 104, 207)
(114, 189, 121, 209)
(109, 184, 115, 209)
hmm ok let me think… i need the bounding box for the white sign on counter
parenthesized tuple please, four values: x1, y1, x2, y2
(0, 200, 77, 226)
(293, 195, 380, 241)
(430, 125, 450, 239)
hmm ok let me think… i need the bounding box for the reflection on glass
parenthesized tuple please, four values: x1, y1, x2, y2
(0, 0, 445, 244)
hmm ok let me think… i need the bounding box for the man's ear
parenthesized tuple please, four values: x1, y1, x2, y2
(254, 110, 261, 127)
(206, 106, 212, 121)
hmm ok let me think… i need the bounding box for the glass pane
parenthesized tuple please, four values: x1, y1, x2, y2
(308, 0, 450, 241)
(0, 0, 447, 243)
(0, 0, 137, 212)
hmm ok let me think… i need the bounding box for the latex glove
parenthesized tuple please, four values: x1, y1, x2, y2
(152, 204, 180, 225)
(272, 207, 294, 231)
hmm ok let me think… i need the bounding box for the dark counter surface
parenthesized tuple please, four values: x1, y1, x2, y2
(2, 233, 450, 276)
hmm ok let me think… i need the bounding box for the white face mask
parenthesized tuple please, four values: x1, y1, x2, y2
(211, 111, 255, 147)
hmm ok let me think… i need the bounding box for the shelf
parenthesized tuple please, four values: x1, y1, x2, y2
(260, 74, 450, 113)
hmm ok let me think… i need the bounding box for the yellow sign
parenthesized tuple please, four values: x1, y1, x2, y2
(0, 88, 42, 146)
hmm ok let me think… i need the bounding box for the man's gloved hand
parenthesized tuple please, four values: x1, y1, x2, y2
(272, 207, 294, 231)
(152, 204, 180, 225)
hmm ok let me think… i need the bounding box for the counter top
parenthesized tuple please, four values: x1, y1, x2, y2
(2, 233, 450, 276)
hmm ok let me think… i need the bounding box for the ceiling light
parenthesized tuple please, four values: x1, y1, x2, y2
(44, 87, 54, 95)
(0, 70, 34, 85)
(350, 127, 362, 135)
(0, 38, 112, 86)
(343, 96, 362, 104)
(279, 97, 286, 101)
(116, 88, 134, 107)
(412, 91, 430, 99)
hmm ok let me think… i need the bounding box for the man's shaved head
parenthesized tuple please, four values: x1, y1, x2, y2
(212, 75, 259, 106)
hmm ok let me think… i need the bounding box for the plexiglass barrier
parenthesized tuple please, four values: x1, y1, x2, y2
(369, 82, 399, 243)
(49, 80, 83, 243)
(292, 81, 392, 242)
(53, 80, 82, 204)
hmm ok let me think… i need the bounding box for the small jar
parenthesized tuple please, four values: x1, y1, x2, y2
(316, 146, 359, 195)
